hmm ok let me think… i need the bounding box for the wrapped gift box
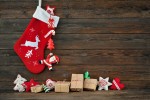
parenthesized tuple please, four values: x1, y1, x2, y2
(70, 74, 83, 92)
(55, 81, 70, 93)
(31, 85, 43, 93)
(83, 79, 97, 91)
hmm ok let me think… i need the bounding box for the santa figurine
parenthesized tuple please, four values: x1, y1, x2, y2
(39, 53, 59, 71)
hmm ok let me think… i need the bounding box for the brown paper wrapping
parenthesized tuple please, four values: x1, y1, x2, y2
(55, 81, 70, 93)
(83, 79, 97, 91)
(70, 74, 83, 92)
(31, 85, 43, 93)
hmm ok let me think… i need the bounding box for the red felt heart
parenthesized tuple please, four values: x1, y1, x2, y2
(110, 78, 125, 90)
(22, 79, 39, 92)
(114, 78, 120, 83)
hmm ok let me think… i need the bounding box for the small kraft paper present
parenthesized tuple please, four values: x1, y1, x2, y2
(70, 74, 83, 92)
(31, 85, 43, 93)
(83, 79, 98, 91)
(55, 81, 70, 93)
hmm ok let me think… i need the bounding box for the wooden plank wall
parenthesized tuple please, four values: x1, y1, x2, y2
(0, 0, 150, 92)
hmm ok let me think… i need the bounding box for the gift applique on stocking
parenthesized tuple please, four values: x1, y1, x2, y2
(14, 0, 60, 74)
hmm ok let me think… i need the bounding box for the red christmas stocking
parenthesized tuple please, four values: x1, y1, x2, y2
(14, 0, 59, 74)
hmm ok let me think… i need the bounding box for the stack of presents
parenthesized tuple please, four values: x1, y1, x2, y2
(13, 72, 125, 93)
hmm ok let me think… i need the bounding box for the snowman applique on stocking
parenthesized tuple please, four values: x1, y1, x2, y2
(14, 0, 59, 74)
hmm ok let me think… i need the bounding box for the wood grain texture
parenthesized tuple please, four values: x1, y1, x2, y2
(0, 90, 150, 100)
(0, 49, 150, 65)
(0, 33, 150, 49)
(0, 1, 150, 99)
(0, 18, 150, 33)
(0, 0, 150, 18)
(0, 65, 150, 80)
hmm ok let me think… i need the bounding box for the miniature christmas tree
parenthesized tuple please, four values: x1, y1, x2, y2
(47, 38, 55, 51)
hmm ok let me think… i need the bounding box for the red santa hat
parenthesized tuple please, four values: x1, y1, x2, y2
(53, 55, 59, 63)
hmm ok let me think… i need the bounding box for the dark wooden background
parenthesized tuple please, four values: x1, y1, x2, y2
(0, 0, 150, 99)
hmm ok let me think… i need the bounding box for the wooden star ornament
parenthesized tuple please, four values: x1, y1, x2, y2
(98, 77, 112, 91)
(22, 79, 39, 92)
